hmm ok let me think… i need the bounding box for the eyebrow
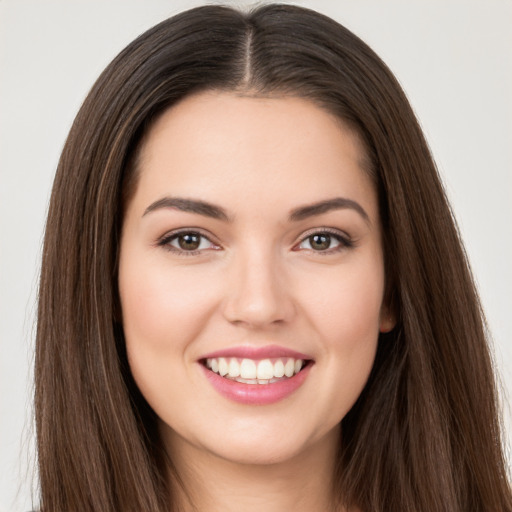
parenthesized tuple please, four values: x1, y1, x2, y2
(143, 196, 369, 223)
(289, 197, 370, 223)
(143, 197, 230, 221)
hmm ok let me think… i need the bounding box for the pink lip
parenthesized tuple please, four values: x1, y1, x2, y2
(199, 346, 313, 405)
(199, 345, 314, 405)
(200, 344, 312, 361)
(201, 364, 312, 405)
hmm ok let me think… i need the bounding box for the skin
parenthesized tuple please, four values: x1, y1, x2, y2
(118, 91, 394, 512)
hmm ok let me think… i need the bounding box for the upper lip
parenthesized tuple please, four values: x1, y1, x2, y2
(200, 344, 313, 361)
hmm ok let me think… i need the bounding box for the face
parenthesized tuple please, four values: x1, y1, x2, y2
(118, 91, 393, 466)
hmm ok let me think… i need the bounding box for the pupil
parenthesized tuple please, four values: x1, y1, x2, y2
(311, 234, 330, 250)
(179, 233, 200, 250)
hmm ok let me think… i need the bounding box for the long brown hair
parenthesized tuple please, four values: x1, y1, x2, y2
(35, 4, 511, 511)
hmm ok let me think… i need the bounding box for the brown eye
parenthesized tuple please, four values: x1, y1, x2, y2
(177, 233, 201, 251)
(309, 233, 331, 251)
(161, 231, 217, 253)
(296, 230, 350, 253)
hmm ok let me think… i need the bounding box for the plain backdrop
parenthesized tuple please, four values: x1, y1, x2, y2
(1, 1, 511, 510)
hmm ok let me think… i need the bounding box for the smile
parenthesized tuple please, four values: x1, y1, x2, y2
(199, 346, 314, 405)
(204, 357, 305, 384)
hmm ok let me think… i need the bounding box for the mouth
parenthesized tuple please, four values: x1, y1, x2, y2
(198, 346, 314, 405)
(202, 356, 312, 385)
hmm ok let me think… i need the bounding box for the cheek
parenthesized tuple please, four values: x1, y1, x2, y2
(319, 282, 382, 383)
(119, 256, 219, 351)
(118, 254, 221, 419)
(330, 284, 382, 344)
(300, 257, 385, 346)
(297, 253, 384, 412)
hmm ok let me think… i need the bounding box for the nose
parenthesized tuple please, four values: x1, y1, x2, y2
(222, 246, 295, 329)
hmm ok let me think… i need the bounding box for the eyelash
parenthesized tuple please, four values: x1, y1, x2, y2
(156, 227, 354, 256)
(157, 229, 219, 256)
(294, 227, 354, 255)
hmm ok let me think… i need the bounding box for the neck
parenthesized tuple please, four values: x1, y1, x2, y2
(163, 425, 347, 512)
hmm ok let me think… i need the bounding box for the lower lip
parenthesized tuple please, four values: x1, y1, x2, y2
(200, 363, 312, 405)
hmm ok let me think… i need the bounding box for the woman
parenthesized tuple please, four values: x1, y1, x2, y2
(34, 4, 512, 511)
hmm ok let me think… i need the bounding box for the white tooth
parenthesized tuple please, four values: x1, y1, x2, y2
(235, 377, 258, 384)
(211, 358, 219, 373)
(228, 358, 240, 377)
(273, 360, 285, 378)
(218, 357, 229, 376)
(240, 359, 257, 379)
(257, 359, 274, 380)
(284, 358, 295, 377)
(257, 379, 269, 385)
(294, 359, 303, 374)
(206, 358, 212, 369)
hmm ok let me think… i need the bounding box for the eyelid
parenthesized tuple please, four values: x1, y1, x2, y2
(156, 228, 221, 255)
(293, 227, 354, 253)
(155, 226, 353, 255)
(298, 226, 351, 240)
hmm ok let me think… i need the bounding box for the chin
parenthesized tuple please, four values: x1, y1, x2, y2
(215, 440, 304, 466)
(198, 420, 339, 467)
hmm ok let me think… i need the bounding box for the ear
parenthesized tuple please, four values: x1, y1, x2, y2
(379, 305, 396, 333)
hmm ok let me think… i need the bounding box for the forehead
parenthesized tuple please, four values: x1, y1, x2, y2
(132, 91, 378, 221)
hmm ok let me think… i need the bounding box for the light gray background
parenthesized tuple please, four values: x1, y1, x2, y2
(1, 1, 511, 510)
